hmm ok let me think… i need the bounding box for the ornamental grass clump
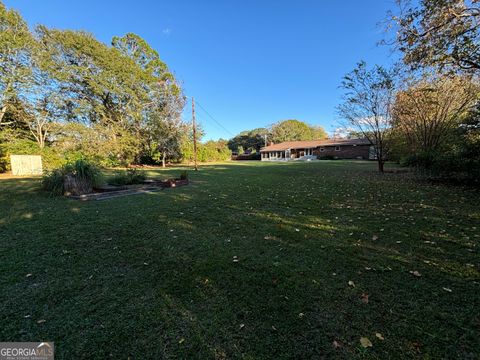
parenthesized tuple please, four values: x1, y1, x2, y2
(42, 160, 104, 196)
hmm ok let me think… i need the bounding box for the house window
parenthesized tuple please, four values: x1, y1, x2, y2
(335, 146, 340, 151)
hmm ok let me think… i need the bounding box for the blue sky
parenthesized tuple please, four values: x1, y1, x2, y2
(5, 0, 398, 140)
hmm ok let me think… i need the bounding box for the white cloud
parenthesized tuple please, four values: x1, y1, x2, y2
(162, 28, 171, 36)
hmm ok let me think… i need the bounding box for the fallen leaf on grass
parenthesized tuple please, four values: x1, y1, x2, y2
(409, 270, 422, 277)
(26, 273, 32, 278)
(375, 332, 384, 340)
(360, 337, 372, 348)
(361, 293, 369, 304)
(442, 287, 452, 292)
(239, 324, 245, 329)
(333, 340, 341, 349)
(372, 235, 378, 241)
(178, 338, 185, 344)
(348, 280, 355, 287)
(37, 319, 46, 324)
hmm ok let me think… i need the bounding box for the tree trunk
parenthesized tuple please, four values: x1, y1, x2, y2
(162, 153, 166, 168)
(377, 159, 384, 173)
(0, 105, 7, 125)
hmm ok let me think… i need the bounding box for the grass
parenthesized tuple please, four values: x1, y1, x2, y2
(0, 161, 479, 359)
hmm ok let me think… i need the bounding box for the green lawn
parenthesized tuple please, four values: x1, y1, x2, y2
(0, 161, 479, 359)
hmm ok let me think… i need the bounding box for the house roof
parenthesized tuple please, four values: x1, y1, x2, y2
(260, 138, 371, 152)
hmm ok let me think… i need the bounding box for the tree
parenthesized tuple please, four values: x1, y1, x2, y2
(0, 1, 35, 126)
(112, 33, 175, 85)
(146, 87, 187, 167)
(392, 74, 478, 155)
(37, 27, 147, 127)
(310, 125, 328, 140)
(270, 120, 324, 143)
(197, 139, 231, 162)
(112, 32, 182, 156)
(227, 127, 268, 153)
(36, 26, 185, 165)
(389, 0, 480, 73)
(0, 2, 188, 169)
(338, 61, 397, 172)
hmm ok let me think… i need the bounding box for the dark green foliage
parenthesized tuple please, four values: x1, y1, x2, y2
(109, 168, 146, 186)
(1, 162, 479, 358)
(40, 168, 64, 195)
(0, 138, 63, 171)
(42, 159, 103, 195)
(319, 154, 336, 160)
(228, 128, 269, 153)
(179, 170, 188, 180)
(233, 152, 261, 160)
(401, 148, 480, 184)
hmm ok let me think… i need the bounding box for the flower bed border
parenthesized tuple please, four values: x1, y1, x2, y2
(67, 179, 189, 201)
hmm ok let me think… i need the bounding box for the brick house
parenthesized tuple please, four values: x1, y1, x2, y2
(260, 138, 374, 161)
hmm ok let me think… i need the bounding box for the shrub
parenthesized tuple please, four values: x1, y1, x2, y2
(109, 168, 146, 186)
(402, 150, 480, 185)
(233, 153, 261, 161)
(0, 139, 64, 172)
(41, 169, 65, 196)
(42, 159, 104, 196)
(179, 170, 188, 180)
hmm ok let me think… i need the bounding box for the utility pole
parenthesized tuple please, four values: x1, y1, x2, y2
(264, 134, 267, 147)
(192, 97, 198, 171)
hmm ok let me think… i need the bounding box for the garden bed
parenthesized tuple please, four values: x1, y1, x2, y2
(68, 178, 189, 201)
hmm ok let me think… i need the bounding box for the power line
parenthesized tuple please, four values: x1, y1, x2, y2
(194, 100, 235, 137)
